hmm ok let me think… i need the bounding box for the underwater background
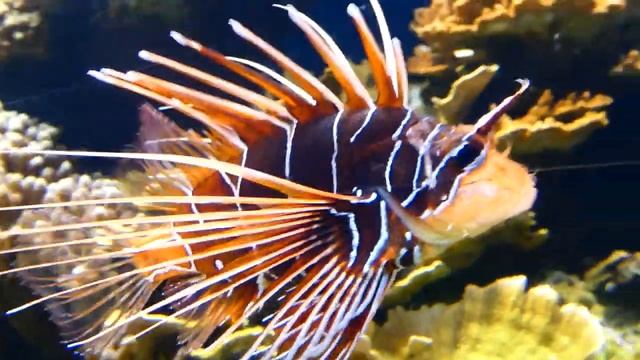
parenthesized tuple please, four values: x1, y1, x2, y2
(0, 0, 638, 359)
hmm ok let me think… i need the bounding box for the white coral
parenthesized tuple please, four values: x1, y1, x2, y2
(0, 0, 41, 58)
(0, 102, 72, 218)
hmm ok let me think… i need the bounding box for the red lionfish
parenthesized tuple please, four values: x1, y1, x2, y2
(0, 1, 537, 359)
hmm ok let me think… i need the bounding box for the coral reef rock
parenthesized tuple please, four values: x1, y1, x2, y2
(408, 0, 636, 86)
(544, 251, 640, 360)
(353, 275, 605, 360)
(611, 49, 640, 75)
(10, 174, 145, 345)
(0, 0, 42, 60)
(585, 250, 640, 296)
(0, 102, 72, 226)
(495, 90, 611, 154)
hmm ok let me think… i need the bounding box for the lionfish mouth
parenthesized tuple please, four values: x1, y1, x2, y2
(0, 1, 536, 359)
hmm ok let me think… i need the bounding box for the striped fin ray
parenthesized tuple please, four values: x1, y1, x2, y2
(274, 4, 374, 111)
(168, 31, 312, 111)
(238, 262, 393, 360)
(136, 50, 292, 120)
(59, 213, 338, 353)
(227, 19, 343, 119)
(0, 150, 360, 201)
(4, 188, 337, 353)
(90, 69, 277, 147)
(347, 3, 402, 107)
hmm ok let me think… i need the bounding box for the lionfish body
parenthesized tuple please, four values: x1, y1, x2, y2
(1, 1, 536, 359)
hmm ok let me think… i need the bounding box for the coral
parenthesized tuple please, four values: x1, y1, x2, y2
(430, 211, 547, 271)
(411, 0, 627, 50)
(383, 212, 547, 309)
(13, 173, 142, 282)
(406, 45, 450, 75)
(190, 327, 267, 360)
(354, 275, 605, 360)
(414, 68, 608, 156)
(4, 174, 145, 354)
(611, 50, 640, 75)
(495, 90, 611, 154)
(382, 260, 452, 308)
(585, 250, 640, 295)
(93, 315, 183, 360)
(0, 102, 72, 226)
(0, 0, 43, 60)
(431, 64, 499, 123)
(543, 251, 640, 360)
(408, 0, 635, 92)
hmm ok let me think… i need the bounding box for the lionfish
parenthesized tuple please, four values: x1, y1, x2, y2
(0, 1, 537, 359)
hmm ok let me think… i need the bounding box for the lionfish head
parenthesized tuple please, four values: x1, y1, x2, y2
(384, 80, 537, 248)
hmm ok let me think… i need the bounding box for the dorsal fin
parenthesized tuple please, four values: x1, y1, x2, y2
(276, 4, 374, 112)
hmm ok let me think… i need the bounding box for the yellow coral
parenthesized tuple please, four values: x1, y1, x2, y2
(495, 90, 611, 154)
(584, 250, 640, 294)
(382, 260, 451, 308)
(611, 49, 640, 75)
(354, 275, 605, 360)
(190, 327, 268, 360)
(431, 64, 499, 123)
(412, 0, 626, 41)
(409, 0, 629, 75)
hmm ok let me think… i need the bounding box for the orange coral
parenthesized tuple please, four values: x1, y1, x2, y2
(406, 45, 450, 75)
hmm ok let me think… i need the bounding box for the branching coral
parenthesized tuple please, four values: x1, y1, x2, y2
(354, 275, 605, 360)
(495, 90, 612, 154)
(0, 0, 42, 60)
(0, 102, 72, 226)
(413, 66, 610, 155)
(0, 171, 147, 359)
